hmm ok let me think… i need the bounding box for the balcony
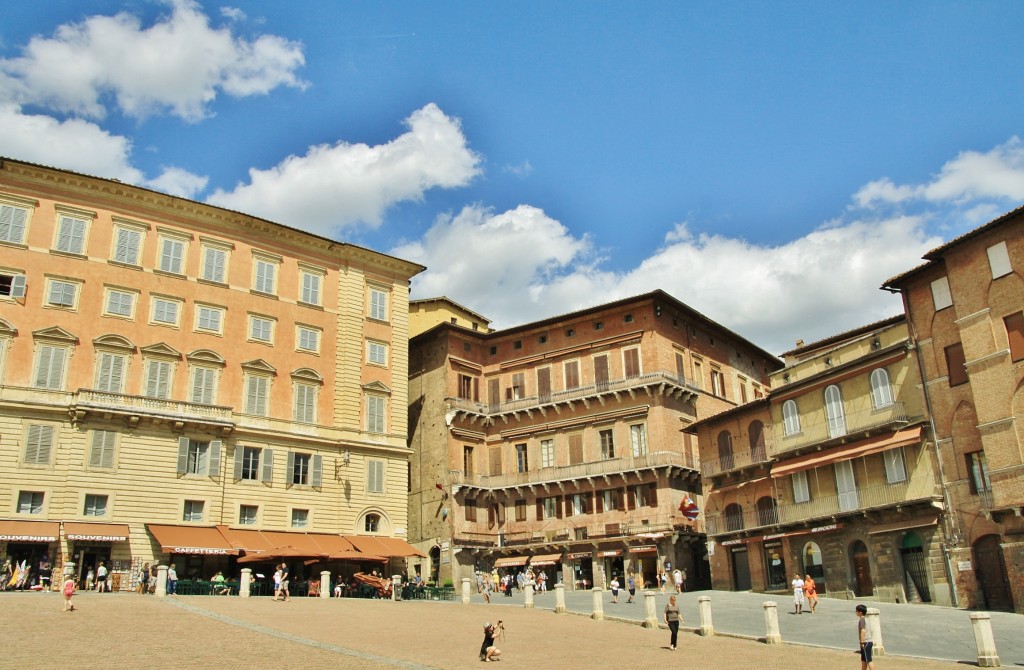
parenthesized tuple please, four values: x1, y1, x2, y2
(73, 389, 234, 431)
(773, 400, 911, 457)
(454, 514, 693, 550)
(450, 450, 696, 492)
(447, 370, 701, 421)
(705, 471, 940, 537)
(702, 438, 774, 478)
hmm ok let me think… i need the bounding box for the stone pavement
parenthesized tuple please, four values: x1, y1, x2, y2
(472, 587, 1024, 666)
(0, 589, 1000, 669)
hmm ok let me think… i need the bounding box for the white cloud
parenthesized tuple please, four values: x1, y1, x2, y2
(144, 166, 209, 198)
(207, 103, 483, 234)
(0, 0, 305, 121)
(854, 137, 1024, 207)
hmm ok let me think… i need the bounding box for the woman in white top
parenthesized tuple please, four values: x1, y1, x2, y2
(791, 574, 805, 614)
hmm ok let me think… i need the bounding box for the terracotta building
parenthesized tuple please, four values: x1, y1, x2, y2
(0, 158, 424, 590)
(690, 316, 952, 605)
(882, 206, 1024, 612)
(407, 290, 780, 589)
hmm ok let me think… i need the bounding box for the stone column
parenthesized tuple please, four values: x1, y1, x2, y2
(866, 607, 885, 656)
(554, 583, 566, 613)
(642, 590, 659, 628)
(524, 583, 535, 609)
(156, 564, 168, 597)
(698, 595, 714, 636)
(240, 568, 252, 598)
(461, 577, 472, 604)
(763, 601, 781, 645)
(320, 571, 331, 600)
(969, 612, 1001, 667)
(591, 587, 605, 620)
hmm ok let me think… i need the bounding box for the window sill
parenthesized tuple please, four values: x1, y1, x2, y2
(106, 259, 143, 270)
(49, 249, 87, 260)
(249, 289, 279, 300)
(153, 268, 187, 280)
(197, 278, 228, 288)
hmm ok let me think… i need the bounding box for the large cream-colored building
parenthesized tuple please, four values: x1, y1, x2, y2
(0, 158, 423, 589)
(407, 290, 781, 589)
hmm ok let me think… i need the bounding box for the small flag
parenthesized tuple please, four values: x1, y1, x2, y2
(679, 495, 700, 521)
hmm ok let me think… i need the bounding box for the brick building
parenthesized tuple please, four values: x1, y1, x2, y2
(0, 158, 424, 589)
(690, 316, 953, 605)
(883, 206, 1024, 612)
(407, 290, 780, 589)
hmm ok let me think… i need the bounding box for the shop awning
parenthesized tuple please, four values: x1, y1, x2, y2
(146, 524, 239, 555)
(64, 522, 129, 542)
(494, 556, 529, 568)
(867, 514, 939, 535)
(771, 427, 923, 478)
(329, 549, 386, 562)
(0, 520, 59, 542)
(348, 535, 427, 559)
(529, 553, 562, 566)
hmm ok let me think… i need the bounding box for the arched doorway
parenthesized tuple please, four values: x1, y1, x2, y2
(748, 420, 767, 462)
(850, 540, 872, 597)
(724, 503, 745, 532)
(755, 496, 778, 527)
(900, 532, 931, 602)
(972, 535, 1013, 611)
(429, 546, 440, 584)
(803, 541, 825, 593)
(717, 430, 734, 471)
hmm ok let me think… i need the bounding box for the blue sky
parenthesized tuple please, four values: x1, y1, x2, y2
(2, 1, 1023, 354)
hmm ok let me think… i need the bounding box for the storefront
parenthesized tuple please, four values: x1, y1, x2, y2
(762, 540, 787, 590)
(0, 520, 59, 590)
(627, 545, 658, 588)
(598, 549, 623, 587)
(146, 524, 240, 580)
(567, 551, 593, 590)
(65, 522, 132, 591)
(529, 552, 562, 589)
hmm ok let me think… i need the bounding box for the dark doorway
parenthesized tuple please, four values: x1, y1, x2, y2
(972, 535, 1013, 611)
(850, 540, 873, 597)
(899, 532, 931, 602)
(763, 541, 787, 590)
(731, 546, 751, 590)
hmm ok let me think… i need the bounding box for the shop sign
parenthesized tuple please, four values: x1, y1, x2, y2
(957, 561, 972, 572)
(567, 552, 591, 559)
(171, 547, 230, 555)
(598, 550, 622, 557)
(67, 535, 125, 542)
(0, 534, 56, 542)
(811, 523, 840, 534)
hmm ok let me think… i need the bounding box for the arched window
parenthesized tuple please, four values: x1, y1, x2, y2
(755, 496, 778, 526)
(870, 368, 894, 408)
(824, 385, 846, 438)
(748, 420, 766, 461)
(364, 513, 381, 533)
(724, 503, 744, 531)
(717, 430, 734, 470)
(783, 400, 800, 436)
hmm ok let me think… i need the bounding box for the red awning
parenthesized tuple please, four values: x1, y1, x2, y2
(348, 535, 427, 558)
(0, 520, 59, 542)
(147, 524, 239, 556)
(867, 514, 938, 535)
(771, 427, 923, 478)
(529, 553, 562, 566)
(494, 556, 529, 568)
(64, 522, 130, 542)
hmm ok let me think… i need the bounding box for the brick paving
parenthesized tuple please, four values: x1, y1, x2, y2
(5, 591, 968, 669)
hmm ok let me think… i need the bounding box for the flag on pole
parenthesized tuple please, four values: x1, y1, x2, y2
(679, 495, 700, 521)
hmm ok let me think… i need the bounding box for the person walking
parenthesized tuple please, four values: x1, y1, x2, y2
(657, 569, 666, 594)
(626, 573, 636, 603)
(95, 561, 108, 592)
(278, 563, 291, 601)
(664, 594, 682, 650)
(856, 604, 876, 669)
(804, 574, 818, 614)
(138, 563, 150, 594)
(167, 563, 178, 595)
(63, 575, 76, 612)
(672, 568, 682, 594)
(610, 575, 620, 604)
(791, 573, 805, 614)
(85, 566, 94, 592)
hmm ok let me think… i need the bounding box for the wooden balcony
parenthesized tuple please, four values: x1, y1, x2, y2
(705, 470, 940, 537)
(446, 370, 701, 422)
(450, 450, 696, 492)
(772, 400, 912, 457)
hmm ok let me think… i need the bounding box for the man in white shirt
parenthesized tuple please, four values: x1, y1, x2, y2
(96, 561, 108, 592)
(792, 573, 805, 614)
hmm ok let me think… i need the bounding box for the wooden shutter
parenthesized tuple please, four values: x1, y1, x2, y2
(536, 499, 544, 521)
(488, 504, 496, 528)
(583, 492, 591, 514)
(90, 430, 115, 468)
(311, 454, 323, 488)
(595, 491, 604, 513)
(624, 348, 640, 378)
(648, 484, 658, 507)
(564, 496, 574, 517)
(208, 440, 222, 477)
(25, 425, 52, 464)
(945, 343, 968, 386)
(569, 434, 583, 464)
(555, 495, 563, 518)
(537, 367, 551, 400)
(286, 451, 296, 487)
(261, 448, 274, 483)
(1005, 312, 1024, 361)
(177, 437, 189, 474)
(233, 445, 244, 480)
(489, 447, 502, 476)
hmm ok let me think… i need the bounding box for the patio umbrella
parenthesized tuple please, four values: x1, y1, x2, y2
(238, 545, 323, 564)
(328, 549, 386, 562)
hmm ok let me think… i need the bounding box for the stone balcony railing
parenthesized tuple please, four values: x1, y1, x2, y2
(702, 437, 774, 478)
(450, 450, 696, 491)
(73, 389, 234, 428)
(772, 400, 912, 456)
(704, 471, 939, 536)
(453, 513, 699, 549)
(446, 370, 702, 418)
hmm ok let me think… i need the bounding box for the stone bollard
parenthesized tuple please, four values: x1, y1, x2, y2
(156, 565, 168, 597)
(642, 590, 659, 628)
(392, 575, 401, 601)
(592, 587, 605, 620)
(763, 601, 782, 645)
(866, 607, 884, 656)
(461, 578, 472, 604)
(320, 571, 331, 600)
(969, 612, 1001, 667)
(524, 583, 535, 609)
(554, 583, 566, 613)
(698, 595, 714, 636)
(240, 568, 252, 598)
